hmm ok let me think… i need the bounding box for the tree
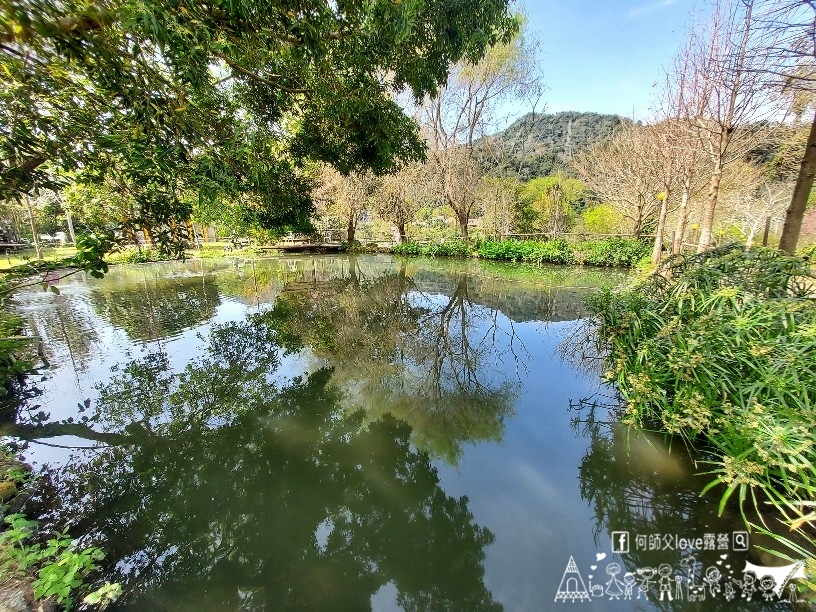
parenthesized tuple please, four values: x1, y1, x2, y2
(421, 25, 541, 238)
(476, 176, 523, 237)
(653, 32, 713, 256)
(313, 166, 376, 243)
(1, 0, 519, 244)
(371, 164, 429, 243)
(518, 174, 585, 235)
(720, 162, 790, 246)
(572, 124, 662, 238)
(753, 0, 816, 253)
(683, 0, 781, 252)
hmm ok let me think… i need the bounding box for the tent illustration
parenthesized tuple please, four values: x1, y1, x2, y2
(555, 556, 591, 602)
(742, 560, 807, 598)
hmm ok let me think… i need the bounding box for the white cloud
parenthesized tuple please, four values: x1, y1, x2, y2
(627, 0, 677, 20)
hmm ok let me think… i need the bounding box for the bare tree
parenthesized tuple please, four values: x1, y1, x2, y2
(686, 0, 782, 252)
(653, 31, 712, 255)
(476, 176, 522, 237)
(752, 0, 816, 252)
(421, 29, 541, 238)
(720, 162, 790, 246)
(313, 166, 375, 243)
(371, 163, 429, 243)
(572, 124, 662, 238)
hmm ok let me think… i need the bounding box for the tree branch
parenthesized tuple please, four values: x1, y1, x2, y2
(215, 53, 309, 94)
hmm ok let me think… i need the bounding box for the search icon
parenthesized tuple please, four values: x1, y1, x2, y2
(733, 531, 749, 551)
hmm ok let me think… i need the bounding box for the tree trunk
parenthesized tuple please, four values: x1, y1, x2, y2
(25, 195, 42, 261)
(778, 109, 816, 254)
(652, 191, 670, 265)
(672, 186, 691, 255)
(632, 209, 643, 239)
(65, 209, 76, 244)
(347, 217, 356, 243)
(697, 163, 723, 253)
(458, 214, 469, 239)
(397, 222, 407, 244)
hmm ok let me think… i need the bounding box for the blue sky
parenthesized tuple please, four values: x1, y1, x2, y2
(516, 0, 708, 120)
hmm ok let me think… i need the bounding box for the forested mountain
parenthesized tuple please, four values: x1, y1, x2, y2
(479, 111, 629, 180)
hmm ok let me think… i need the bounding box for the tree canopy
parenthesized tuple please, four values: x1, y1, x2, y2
(1, 0, 518, 240)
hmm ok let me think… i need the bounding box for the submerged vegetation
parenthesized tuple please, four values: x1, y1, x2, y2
(588, 245, 816, 591)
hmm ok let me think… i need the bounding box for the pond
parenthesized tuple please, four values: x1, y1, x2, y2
(4, 255, 795, 610)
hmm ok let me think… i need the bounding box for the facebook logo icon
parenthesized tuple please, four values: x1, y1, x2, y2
(611, 531, 630, 553)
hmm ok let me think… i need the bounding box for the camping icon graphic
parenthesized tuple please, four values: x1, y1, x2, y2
(555, 556, 591, 602)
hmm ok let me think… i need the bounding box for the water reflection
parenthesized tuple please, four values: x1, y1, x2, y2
(261, 260, 519, 462)
(5, 255, 659, 610)
(573, 399, 793, 610)
(29, 320, 500, 610)
(88, 267, 221, 341)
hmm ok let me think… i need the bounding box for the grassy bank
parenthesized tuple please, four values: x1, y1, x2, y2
(393, 237, 651, 268)
(587, 245, 816, 595)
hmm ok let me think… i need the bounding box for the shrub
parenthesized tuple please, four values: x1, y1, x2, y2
(107, 245, 163, 264)
(578, 238, 651, 267)
(393, 239, 471, 258)
(588, 245, 816, 578)
(392, 241, 422, 256)
(799, 241, 816, 262)
(0, 514, 121, 608)
(475, 238, 575, 265)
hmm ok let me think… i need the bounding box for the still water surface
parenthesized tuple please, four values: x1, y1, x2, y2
(5, 255, 787, 610)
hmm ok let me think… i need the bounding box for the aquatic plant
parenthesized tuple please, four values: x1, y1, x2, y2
(588, 244, 816, 585)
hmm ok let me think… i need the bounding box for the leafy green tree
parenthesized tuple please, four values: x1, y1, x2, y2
(518, 174, 586, 234)
(581, 203, 626, 235)
(1, 0, 518, 245)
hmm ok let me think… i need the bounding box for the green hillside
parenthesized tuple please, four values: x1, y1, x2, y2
(479, 111, 628, 180)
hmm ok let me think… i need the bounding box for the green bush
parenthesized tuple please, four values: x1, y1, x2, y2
(577, 238, 651, 267)
(107, 245, 163, 264)
(799, 241, 816, 262)
(588, 245, 816, 578)
(393, 240, 472, 258)
(396, 237, 648, 268)
(392, 241, 422, 256)
(475, 238, 575, 265)
(0, 514, 121, 608)
(0, 311, 33, 402)
(581, 203, 626, 234)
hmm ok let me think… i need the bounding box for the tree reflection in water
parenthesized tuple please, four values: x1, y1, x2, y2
(21, 317, 501, 610)
(88, 267, 221, 342)
(261, 258, 521, 463)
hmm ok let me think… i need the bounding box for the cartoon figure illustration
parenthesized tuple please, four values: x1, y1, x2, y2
(658, 564, 674, 601)
(605, 563, 624, 600)
(704, 566, 722, 598)
(724, 581, 736, 601)
(688, 584, 706, 602)
(734, 571, 757, 601)
(623, 573, 636, 600)
(759, 576, 776, 601)
(636, 567, 656, 600)
(679, 556, 699, 588)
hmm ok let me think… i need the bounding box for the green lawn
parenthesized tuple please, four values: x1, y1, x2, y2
(0, 246, 78, 270)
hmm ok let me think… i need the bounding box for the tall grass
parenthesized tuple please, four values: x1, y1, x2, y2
(588, 244, 816, 591)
